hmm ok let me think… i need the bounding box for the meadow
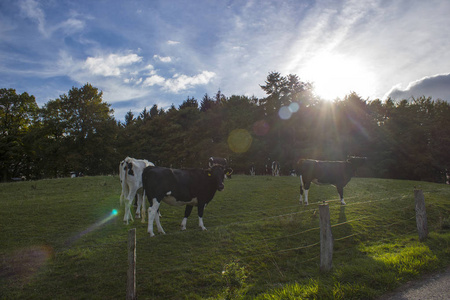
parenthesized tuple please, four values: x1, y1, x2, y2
(1, 175, 449, 299)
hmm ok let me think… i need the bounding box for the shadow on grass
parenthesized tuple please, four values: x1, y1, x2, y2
(256, 207, 449, 300)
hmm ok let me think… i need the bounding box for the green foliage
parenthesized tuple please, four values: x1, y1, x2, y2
(218, 261, 249, 299)
(1, 75, 450, 182)
(0, 88, 38, 181)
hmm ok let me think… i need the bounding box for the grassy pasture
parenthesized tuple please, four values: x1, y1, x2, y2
(0, 175, 449, 299)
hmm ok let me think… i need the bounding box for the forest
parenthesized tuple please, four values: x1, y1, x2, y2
(1, 72, 449, 183)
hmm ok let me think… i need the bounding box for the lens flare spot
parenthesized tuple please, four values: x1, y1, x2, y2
(278, 106, 292, 120)
(289, 102, 299, 113)
(2, 245, 53, 283)
(228, 129, 252, 153)
(112, 209, 118, 216)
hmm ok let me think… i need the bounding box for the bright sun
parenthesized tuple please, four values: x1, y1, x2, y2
(301, 52, 376, 101)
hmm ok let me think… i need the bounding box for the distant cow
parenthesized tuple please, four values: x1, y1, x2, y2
(209, 157, 231, 178)
(299, 157, 366, 205)
(70, 171, 84, 178)
(250, 164, 255, 176)
(142, 165, 233, 237)
(272, 161, 280, 176)
(119, 157, 154, 224)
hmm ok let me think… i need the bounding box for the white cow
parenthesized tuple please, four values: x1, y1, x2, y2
(272, 161, 280, 176)
(119, 157, 154, 224)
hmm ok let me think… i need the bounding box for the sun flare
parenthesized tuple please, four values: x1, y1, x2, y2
(302, 52, 376, 101)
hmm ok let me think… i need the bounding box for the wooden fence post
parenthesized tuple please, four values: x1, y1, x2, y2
(127, 228, 137, 300)
(319, 203, 333, 272)
(414, 189, 428, 241)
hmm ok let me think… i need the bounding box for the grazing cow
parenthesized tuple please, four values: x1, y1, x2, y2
(272, 161, 280, 176)
(299, 157, 366, 205)
(142, 165, 233, 237)
(119, 157, 154, 224)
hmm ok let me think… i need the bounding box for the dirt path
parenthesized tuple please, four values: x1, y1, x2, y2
(378, 267, 450, 300)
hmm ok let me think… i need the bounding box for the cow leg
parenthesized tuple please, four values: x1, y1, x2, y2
(337, 186, 345, 205)
(141, 190, 147, 223)
(198, 204, 207, 231)
(299, 175, 304, 204)
(135, 192, 143, 219)
(148, 198, 161, 237)
(300, 176, 310, 205)
(154, 208, 165, 234)
(124, 198, 134, 224)
(124, 186, 139, 224)
(181, 205, 194, 231)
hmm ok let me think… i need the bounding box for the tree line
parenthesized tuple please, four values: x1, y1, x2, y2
(1, 72, 449, 182)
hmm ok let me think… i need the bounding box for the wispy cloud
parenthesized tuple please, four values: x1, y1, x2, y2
(153, 55, 172, 63)
(19, 0, 48, 37)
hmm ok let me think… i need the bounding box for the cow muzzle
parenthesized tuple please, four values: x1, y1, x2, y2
(218, 183, 224, 191)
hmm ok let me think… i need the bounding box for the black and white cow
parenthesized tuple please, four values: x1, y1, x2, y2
(119, 157, 154, 224)
(209, 157, 231, 178)
(299, 157, 366, 205)
(142, 165, 233, 237)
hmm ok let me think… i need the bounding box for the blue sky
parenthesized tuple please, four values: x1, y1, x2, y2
(1, 0, 450, 120)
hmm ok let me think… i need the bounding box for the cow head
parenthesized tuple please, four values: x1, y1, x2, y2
(208, 165, 233, 191)
(347, 156, 367, 173)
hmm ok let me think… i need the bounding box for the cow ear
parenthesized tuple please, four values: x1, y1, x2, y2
(225, 168, 233, 176)
(207, 171, 212, 177)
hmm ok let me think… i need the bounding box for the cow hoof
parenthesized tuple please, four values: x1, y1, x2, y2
(341, 201, 346, 205)
(181, 227, 186, 231)
(200, 227, 207, 231)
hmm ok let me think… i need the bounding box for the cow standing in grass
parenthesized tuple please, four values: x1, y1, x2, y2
(299, 157, 366, 205)
(142, 165, 232, 237)
(119, 157, 154, 224)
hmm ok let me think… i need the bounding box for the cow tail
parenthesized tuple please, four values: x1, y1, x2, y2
(120, 164, 128, 207)
(298, 159, 305, 197)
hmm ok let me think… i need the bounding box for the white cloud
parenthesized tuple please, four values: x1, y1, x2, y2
(84, 53, 143, 77)
(153, 55, 172, 63)
(163, 71, 216, 93)
(142, 71, 216, 93)
(385, 73, 450, 102)
(143, 75, 165, 86)
(59, 17, 85, 34)
(167, 40, 180, 45)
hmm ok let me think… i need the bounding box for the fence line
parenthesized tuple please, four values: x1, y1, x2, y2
(50, 195, 414, 258)
(127, 190, 430, 294)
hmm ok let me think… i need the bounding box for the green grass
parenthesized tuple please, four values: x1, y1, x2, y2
(1, 175, 449, 299)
